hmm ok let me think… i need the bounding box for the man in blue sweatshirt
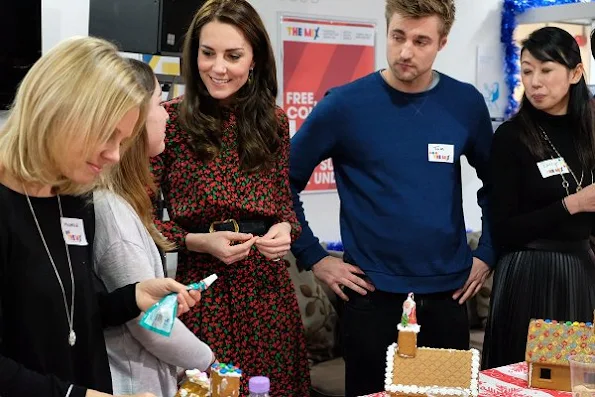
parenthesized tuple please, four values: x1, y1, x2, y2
(289, 0, 494, 395)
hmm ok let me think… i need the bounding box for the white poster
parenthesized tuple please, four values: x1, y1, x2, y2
(476, 46, 507, 121)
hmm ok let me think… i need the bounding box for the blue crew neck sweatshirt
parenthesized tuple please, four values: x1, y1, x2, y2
(289, 71, 495, 294)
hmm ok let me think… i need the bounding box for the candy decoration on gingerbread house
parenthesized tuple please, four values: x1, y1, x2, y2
(525, 311, 595, 392)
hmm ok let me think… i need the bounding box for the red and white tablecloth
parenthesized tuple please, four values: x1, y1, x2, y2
(362, 362, 572, 396)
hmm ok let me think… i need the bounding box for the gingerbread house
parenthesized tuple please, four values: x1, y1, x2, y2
(176, 363, 242, 397)
(210, 363, 242, 397)
(176, 369, 210, 397)
(384, 293, 480, 397)
(525, 316, 594, 392)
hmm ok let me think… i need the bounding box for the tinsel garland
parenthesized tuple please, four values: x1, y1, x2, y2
(325, 241, 344, 252)
(502, 0, 587, 118)
(324, 229, 480, 252)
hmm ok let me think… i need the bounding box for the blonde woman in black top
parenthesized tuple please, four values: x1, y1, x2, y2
(0, 36, 199, 397)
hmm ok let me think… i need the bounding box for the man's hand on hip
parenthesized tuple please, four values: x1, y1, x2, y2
(452, 257, 491, 304)
(312, 256, 375, 301)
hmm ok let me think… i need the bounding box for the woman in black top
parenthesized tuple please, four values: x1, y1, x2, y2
(0, 37, 199, 397)
(482, 27, 595, 369)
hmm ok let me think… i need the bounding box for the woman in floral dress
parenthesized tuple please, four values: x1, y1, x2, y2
(150, 0, 310, 395)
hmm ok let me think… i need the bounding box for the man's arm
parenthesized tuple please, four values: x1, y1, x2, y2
(289, 92, 341, 270)
(290, 90, 376, 301)
(453, 89, 495, 304)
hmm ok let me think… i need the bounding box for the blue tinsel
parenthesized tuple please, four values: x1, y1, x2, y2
(502, 0, 587, 118)
(325, 241, 344, 252)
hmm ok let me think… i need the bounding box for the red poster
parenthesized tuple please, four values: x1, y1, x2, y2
(281, 17, 375, 193)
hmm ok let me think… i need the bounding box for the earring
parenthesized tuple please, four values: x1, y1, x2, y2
(248, 68, 254, 84)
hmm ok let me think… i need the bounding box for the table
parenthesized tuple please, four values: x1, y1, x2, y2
(362, 362, 572, 396)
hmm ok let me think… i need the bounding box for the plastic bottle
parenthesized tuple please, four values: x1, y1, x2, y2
(248, 376, 270, 397)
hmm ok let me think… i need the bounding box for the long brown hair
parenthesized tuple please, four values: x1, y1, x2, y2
(106, 58, 175, 251)
(180, 0, 280, 172)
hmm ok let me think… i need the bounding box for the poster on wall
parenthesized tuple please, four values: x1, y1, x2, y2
(280, 15, 376, 193)
(476, 45, 507, 122)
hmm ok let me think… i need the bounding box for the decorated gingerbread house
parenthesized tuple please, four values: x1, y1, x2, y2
(176, 369, 210, 397)
(525, 315, 594, 392)
(210, 363, 241, 397)
(176, 363, 242, 397)
(384, 293, 480, 397)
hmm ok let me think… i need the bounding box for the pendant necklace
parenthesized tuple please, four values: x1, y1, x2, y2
(23, 186, 76, 346)
(538, 126, 584, 195)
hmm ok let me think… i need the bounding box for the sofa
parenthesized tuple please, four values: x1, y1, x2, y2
(286, 247, 345, 397)
(285, 231, 491, 397)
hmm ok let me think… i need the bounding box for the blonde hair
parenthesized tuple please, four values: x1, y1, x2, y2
(0, 36, 147, 195)
(102, 58, 175, 251)
(385, 0, 456, 37)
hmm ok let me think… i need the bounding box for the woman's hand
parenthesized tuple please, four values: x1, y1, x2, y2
(564, 184, 595, 214)
(186, 232, 257, 264)
(135, 278, 200, 314)
(255, 222, 291, 261)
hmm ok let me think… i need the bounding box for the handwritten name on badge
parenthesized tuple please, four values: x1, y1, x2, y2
(60, 217, 88, 246)
(428, 144, 454, 164)
(536, 158, 569, 179)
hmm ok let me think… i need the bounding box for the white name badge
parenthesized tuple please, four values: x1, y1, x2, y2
(428, 144, 454, 163)
(60, 217, 88, 246)
(537, 158, 569, 179)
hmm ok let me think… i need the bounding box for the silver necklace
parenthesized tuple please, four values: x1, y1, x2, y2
(23, 186, 76, 347)
(538, 126, 584, 195)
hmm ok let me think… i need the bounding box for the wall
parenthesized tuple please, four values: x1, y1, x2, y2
(42, 0, 90, 54)
(432, 0, 504, 237)
(40, 0, 505, 242)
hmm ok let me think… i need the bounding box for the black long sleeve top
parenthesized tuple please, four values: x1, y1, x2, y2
(490, 107, 594, 250)
(0, 184, 140, 397)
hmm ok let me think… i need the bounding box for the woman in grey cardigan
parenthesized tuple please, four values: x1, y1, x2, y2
(94, 59, 215, 396)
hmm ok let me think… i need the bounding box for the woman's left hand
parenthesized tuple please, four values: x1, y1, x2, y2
(255, 222, 292, 261)
(135, 278, 201, 314)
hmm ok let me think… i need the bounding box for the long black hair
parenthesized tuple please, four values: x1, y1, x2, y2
(514, 26, 595, 170)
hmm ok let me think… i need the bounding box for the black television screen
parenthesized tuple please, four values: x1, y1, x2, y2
(0, 2, 42, 109)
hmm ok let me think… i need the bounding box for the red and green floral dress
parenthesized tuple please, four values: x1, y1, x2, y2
(151, 98, 310, 396)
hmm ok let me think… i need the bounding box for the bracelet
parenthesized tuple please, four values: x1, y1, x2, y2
(561, 198, 570, 214)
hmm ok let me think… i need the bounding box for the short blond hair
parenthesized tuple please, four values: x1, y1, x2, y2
(0, 36, 147, 195)
(385, 0, 456, 37)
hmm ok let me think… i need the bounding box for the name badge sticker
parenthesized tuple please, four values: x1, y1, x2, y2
(60, 217, 88, 246)
(428, 144, 455, 163)
(536, 158, 569, 179)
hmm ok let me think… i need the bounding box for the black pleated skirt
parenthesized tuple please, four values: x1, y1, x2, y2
(481, 241, 595, 369)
